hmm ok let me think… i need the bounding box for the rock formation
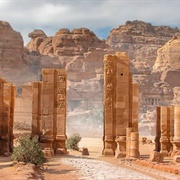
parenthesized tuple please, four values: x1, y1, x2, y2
(0, 20, 180, 136)
(172, 87, 180, 105)
(26, 28, 108, 56)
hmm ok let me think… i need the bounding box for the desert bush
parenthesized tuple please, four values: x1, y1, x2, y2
(66, 133, 81, 150)
(12, 135, 46, 166)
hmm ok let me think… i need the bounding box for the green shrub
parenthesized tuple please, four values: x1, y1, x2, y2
(12, 135, 46, 166)
(66, 133, 81, 150)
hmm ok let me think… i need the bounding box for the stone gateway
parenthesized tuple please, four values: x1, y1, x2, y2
(103, 52, 139, 158)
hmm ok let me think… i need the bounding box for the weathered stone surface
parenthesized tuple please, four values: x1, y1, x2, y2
(82, 148, 90, 156)
(27, 29, 47, 52)
(32, 69, 67, 155)
(149, 151, 164, 162)
(0, 78, 15, 154)
(153, 38, 180, 72)
(172, 87, 180, 105)
(173, 155, 180, 163)
(27, 27, 108, 56)
(103, 52, 139, 158)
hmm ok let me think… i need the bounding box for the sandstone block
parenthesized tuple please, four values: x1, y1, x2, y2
(173, 155, 180, 163)
(82, 148, 90, 156)
(149, 151, 164, 163)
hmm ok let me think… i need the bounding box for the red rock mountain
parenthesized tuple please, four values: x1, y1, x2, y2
(0, 20, 180, 136)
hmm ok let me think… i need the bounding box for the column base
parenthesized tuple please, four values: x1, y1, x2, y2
(54, 135, 67, 154)
(115, 136, 126, 158)
(102, 138, 115, 156)
(103, 148, 115, 156)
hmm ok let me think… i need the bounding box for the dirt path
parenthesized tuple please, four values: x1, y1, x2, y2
(1, 138, 180, 180)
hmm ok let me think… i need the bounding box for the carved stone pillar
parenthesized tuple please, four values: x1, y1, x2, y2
(115, 136, 126, 158)
(103, 52, 139, 158)
(103, 55, 116, 156)
(126, 127, 132, 158)
(160, 106, 170, 156)
(131, 83, 139, 132)
(168, 106, 174, 152)
(54, 69, 67, 154)
(130, 132, 139, 158)
(32, 82, 41, 137)
(40, 69, 54, 152)
(173, 106, 180, 154)
(0, 79, 15, 154)
(154, 106, 161, 152)
(115, 52, 130, 158)
(32, 69, 67, 156)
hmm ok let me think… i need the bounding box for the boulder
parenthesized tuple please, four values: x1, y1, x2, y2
(149, 151, 164, 163)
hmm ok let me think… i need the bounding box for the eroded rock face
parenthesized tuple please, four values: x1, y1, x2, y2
(27, 28, 108, 56)
(0, 21, 23, 64)
(172, 87, 180, 105)
(153, 37, 180, 72)
(107, 20, 180, 70)
(0, 21, 24, 83)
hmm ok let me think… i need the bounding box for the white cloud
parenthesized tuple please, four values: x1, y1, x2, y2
(0, 0, 180, 45)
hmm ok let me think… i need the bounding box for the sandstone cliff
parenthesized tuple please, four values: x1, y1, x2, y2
(1, 20, 180, 136)
(26, 28, 108, 56)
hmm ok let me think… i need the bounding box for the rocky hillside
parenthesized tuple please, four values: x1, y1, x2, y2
(1, 20, 180, 136)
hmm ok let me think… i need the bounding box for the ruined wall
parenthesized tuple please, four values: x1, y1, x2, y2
(32, 69, 67, 155)
(154, 105, 180, 157)
(0, 78, 15, 154)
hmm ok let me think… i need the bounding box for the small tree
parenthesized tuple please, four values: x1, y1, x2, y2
(66, 133, 81, 150)
(12, 135, 46, 166)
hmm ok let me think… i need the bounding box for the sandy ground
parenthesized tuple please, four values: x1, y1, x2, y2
(1, 137, 180, 180)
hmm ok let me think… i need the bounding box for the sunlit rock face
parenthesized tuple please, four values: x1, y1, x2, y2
(0, 21, 24, 84)
(26, 28, 108, 56)
(153, 37, 180, 72)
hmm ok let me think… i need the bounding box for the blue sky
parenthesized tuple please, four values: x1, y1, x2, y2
(0, 0, 180, 45)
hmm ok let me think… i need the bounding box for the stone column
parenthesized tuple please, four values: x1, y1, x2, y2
(154, 106, 161, 152)
(40, 69, 55, 152)
(173, 106, 180, 154)
(168, 106, 174, 152)
(126, 127, 132, 158)
(103, 55, 116, 156)
(2, 83, 12, 153)
(130, 132, 139, 158)
(9, 85, 15, 152)
(0, 79, 4, 154)
(160, 106, 170, 156)
(115, 52, 130, 158)
(32, 82, 41, 137)
(32, 69, 67, 156)
(0, 79, 15, 154)
(54, 69, 67, 154)
(131, 83, 139, 132)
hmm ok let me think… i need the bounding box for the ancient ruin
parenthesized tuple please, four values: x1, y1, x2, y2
(32, 69, 67, 155)
(0, 78, 15, 155)
(103, 52, 139, 158)
(154, 105, 180, 157)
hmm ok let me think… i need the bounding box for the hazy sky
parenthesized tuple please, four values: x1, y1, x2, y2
(0, 0, 180, 45)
